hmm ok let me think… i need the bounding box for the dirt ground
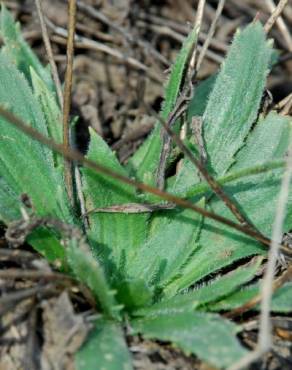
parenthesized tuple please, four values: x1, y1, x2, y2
(1, 1, 292, 369)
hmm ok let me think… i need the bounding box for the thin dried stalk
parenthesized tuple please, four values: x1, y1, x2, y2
(281, 94, 292, 115)
(63, 0, 77, 204)
(229, 131, 292, 370)
(0, 268, 74, 281)
(189, 0, 206, 70)
(264, 0, 289, 33)
(156, 0, 205, 190)
(154, 1, 258, 233)
(196, 0, 226, 72)
(45, 19, 159, 81)
(259, 147, 292, 348)
(1, 105, 292, 257)
(148, 103, 262, 230)
(34, 0, 63, 108)
(265, 0, 292, 51)
(85, 203, 175, 215)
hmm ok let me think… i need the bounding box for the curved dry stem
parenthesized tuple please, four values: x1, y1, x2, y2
(34, 0, 63, 108)
(264, 0, 289, 33)
(1, 105, 292, 257)
(63, 0, 77, 204)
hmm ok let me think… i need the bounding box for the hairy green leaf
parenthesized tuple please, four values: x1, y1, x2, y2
(164, 256, 263, 303)
(127, 205, 203, 290)
(0, 176, 22, 222)
(168, 23, 272, 198)
(210, 282, 292, 313)
(127, 26, 198, 185)
(75, 320, 133, 370)
(67, 240, 121, 319)
(0, 55, 72, 220)
(30, 67, 62, 145)
(0, 53, 72, 264)
(28, 229, 66, 264)
(134, 257, 262, 316)
(131, 311, 246, 368)
(170, 112, 290, 292)
(224, 112, 292, 235)
(187, 74, 216, 119)
(0, 5, 53, 90)
(114, 278, 154, 311)
(81, 128, 148, 269)
(203, 22, 273, 176)
(166, 75, 216, 196)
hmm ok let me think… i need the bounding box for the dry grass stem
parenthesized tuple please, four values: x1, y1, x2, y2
(148, 103, 264, 235)
(34, 0, 63, 108)
(0, 284, 57, 306)
(196, 0, 226, 72)
(76, 0, 169, 67)
(156, 0, 205, 190)
(153, 0, 255, 233)
(0, 268, 74, 281)
(75, 165, 89, 228)
(258, 145, 292, 348)
(281, 93, 292, 115)
(275, 92, 292, 110)
(1, 105, 291, 256)
(264, 0, 289, 33)
(63, 0, 77, 204)
(229, 130, 292, 370)
(265, 0, 292, 51)
(189, 0, 206, 70)
(46, 19, 163, 83)
(85, 203, 175, 215)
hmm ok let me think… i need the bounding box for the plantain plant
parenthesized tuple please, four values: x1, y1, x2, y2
(0, 7, 292, 369)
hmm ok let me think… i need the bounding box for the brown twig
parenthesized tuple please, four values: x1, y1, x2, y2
(0, 268, 74, 281)
(156, 101, 187, 189)
(137, 11, 228, 53)
(63, 0, 77, 204)
(46, 19, 162, 83)
(144, 3, 259, 234)
(136, 21, 224, 65)
(1, 105, 292, 257)
(264, 0, 289, 33)
(156, 0, 205, 190)
(76, 0, 169, 67)
(35, 2, 90, 228)
(0, 284, 57, 306)
(76, 0, 130, 41)
(34, 0, 63, 108)
(6, 214, 86, 249)
(0, 248, 36, 261)
(147, 104, 262, 231)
